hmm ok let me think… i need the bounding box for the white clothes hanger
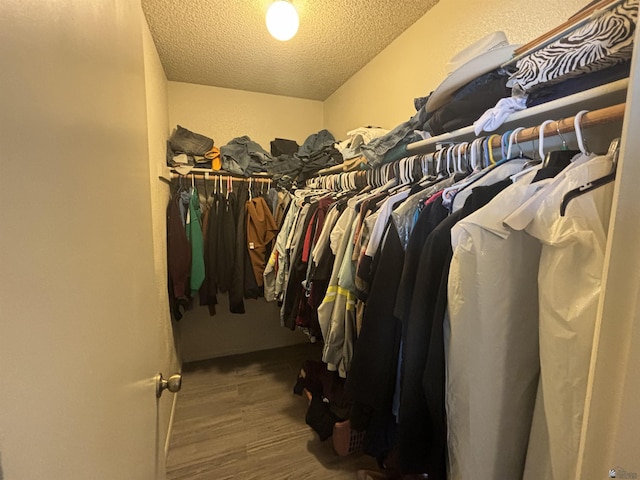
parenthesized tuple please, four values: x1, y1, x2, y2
(446, 145, 455, 176)
(538, 119, 555, 162)
(574, 110, 590, 155)
(469, 138, 483, 171)
(455, 144, 464, 173)
(507, 127, 526, 159)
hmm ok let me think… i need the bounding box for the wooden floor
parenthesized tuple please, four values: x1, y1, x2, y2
(166, 343, 378, 479)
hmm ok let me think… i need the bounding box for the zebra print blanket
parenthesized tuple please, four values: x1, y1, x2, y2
(509, 0, 638, 92)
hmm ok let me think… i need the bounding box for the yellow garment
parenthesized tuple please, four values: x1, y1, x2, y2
(205, 146, 222, 170)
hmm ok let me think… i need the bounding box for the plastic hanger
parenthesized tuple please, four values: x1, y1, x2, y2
(447, 145, 456, 176)
(533, 119, 579, 182)
(538, 119, 555, 164)
(574, 110, 591, 155)
(469, 138, 483, 171)
(469, 139, 478, 171)
(435, 148, 445, 177)
(486, 134, 500, 165)
(509, 128, 541, 182)
(456, 143, 466, 173)
(507, 127, 526, 159)
(560, 137, 619, 216)
(203, 172, 210, 201)
(501, 130, 513, 161)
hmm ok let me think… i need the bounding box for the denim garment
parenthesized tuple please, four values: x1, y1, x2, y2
(297, 129, 336, 158)
(414, 95, 429, 111)
(268, 154, 303, 176)
(381, 132, 424, 165)
(169, 125, 214, 156)
(361, 106, 431, 167)
(298, 146, 343, 185)
(220, 135, 273, 176)
(178, 190, 191, 228)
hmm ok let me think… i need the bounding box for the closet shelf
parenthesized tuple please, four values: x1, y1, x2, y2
(406, 78, 629, 155)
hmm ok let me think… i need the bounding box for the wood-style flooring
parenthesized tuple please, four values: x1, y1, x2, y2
(166, 343, 378, 479)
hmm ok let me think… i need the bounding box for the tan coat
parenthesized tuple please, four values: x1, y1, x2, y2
(246, 196, 278, 287)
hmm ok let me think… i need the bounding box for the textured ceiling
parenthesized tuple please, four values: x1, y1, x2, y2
(141, 0, 440, 100)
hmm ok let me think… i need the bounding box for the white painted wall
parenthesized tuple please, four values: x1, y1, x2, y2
(324, 0, 590, 139)
(168, 81, 325, 147)
(141, 15, 182, 458)
(178, 296, 308, 364)
(167, 81, 320, 361)
(0, 1, 178, 478)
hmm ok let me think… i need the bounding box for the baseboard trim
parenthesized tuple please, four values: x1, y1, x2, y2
(183, 339, 310, 363)
(164, 390, 179, 458)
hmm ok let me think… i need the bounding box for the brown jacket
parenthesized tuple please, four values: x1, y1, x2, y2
(246, 196, 278, 287)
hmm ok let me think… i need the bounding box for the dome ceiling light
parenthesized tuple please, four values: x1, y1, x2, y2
(266, 1, 299, 41)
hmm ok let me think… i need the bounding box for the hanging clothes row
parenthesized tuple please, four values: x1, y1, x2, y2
(272, 104, 623, 479)
(166, 174, 291, 320)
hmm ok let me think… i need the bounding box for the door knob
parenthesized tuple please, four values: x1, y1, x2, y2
(155, 372, 182, 398)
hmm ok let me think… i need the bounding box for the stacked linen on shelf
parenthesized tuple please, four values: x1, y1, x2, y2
(167, 125, 220, 173)
(361, 32, 518, 167)
(335, 127, 389, 161)
(509, 0, 637, 94)
(268, 129, 344, 189)
(316, 127, 391, 176)
(474, 0, 637, 134)
(220, 135, 274, 176)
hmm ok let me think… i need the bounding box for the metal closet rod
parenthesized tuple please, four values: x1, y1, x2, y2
(485, 102, 625, 149)
(170, 172, 273, 183)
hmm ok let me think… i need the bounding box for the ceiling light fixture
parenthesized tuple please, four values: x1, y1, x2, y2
(266, 1, 299, 41)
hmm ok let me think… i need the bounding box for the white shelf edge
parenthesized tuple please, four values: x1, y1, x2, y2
(406, 78, 629, 155)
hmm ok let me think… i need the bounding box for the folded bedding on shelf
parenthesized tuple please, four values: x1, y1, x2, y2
(508, 0, 638, 93)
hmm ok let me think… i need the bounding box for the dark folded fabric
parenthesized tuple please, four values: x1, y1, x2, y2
(169, 125, 214, 156)
(306, 396, 339, 441)
(268, 154, 303, 176)
(297, 146, 343, 185)
(414, 95, 429, 112)
(271, 138, 299, 156)
(526, 60, 631, 108)
(294, 360, 351, 419)
(425, 69, 511, 136)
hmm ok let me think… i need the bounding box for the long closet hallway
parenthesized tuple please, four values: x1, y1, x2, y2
(165, 343, 377, 479)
